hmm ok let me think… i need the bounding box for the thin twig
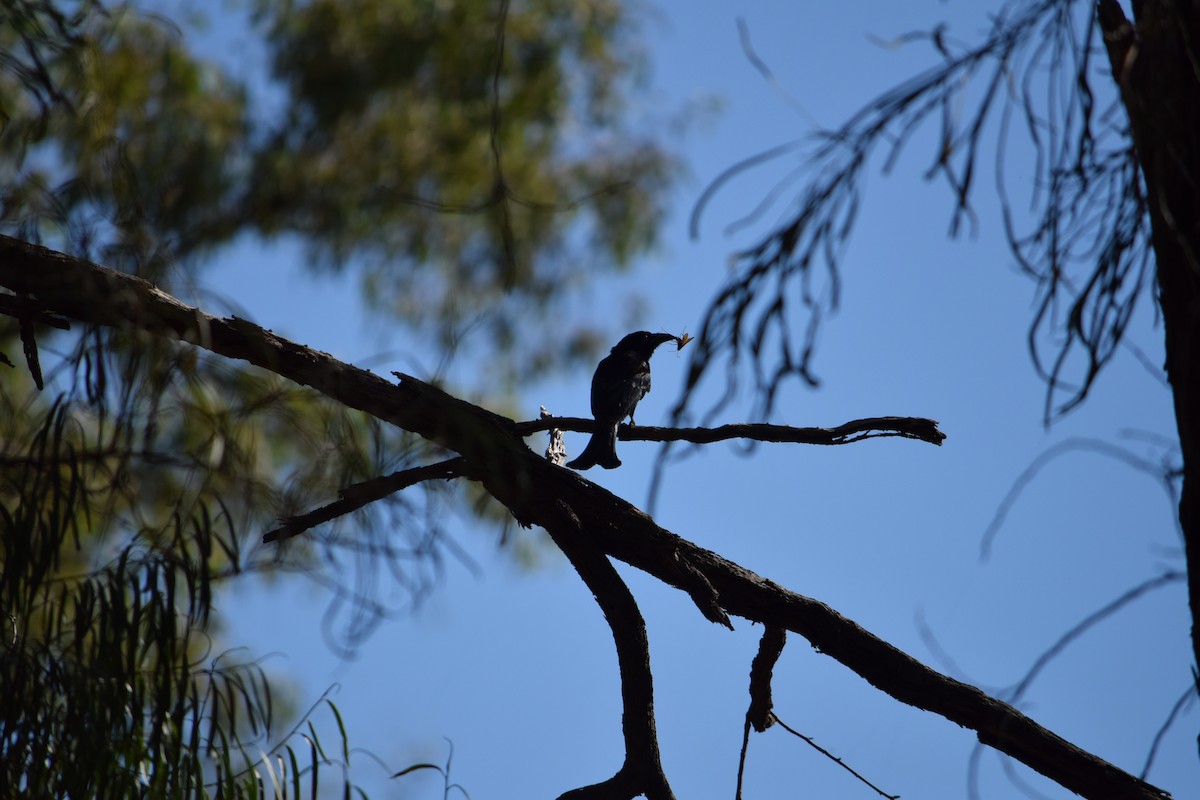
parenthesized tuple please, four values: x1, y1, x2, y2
(772, 714, 900, 800)
(736, 16, 820, 128)
(1141, 684, 1196, 780)
(981, 438, 1180, 561)
(1005, 571, 1185, 704)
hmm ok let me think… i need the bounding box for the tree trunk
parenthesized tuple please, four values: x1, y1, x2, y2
(1099, 0, 1200, 680)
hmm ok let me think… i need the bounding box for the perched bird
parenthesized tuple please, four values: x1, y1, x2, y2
(567, 331, 678, 470)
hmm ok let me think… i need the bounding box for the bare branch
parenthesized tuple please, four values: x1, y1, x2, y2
(747, 626, 786, 733)
(262, 458, 466, 543)
(1098, 0, 1200, 678)
(772, 715, 900, 800)
(735, 17, 820, 128)
(543, 501, 674, 800)
(737, 625, 786, 799)
(968, 570, 1183, 799)
(523, 415, 946, 448)
(0, 292, 72, 330)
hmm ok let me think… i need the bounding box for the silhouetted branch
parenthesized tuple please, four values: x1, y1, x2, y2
(0, 235, 1170, 800)
(747, 626, 786, 733)
(736, 625, 786, 799)
(771, 715, 900, 800)
(968, 570, 1184, 799)
(263, 458, 466, 543)
(0, 293, 72, 330)
(735, 17, 819, 128)
(523, 415, 946, 448)
(544, 501, 674, 800)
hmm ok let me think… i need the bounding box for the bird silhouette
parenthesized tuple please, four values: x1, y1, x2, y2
(567, 331, 677, 470)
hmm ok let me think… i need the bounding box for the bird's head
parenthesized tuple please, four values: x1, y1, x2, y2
(611, 331, 679, 359)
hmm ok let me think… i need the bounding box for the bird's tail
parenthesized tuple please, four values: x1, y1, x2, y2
(566, 424, 621, 470)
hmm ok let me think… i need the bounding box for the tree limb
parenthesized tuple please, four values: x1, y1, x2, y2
(520, 415, 946, 448)
(540, 500, 674, 800)
(0, 233, 1170, 800)
(747, 626, 786, 733)
(262, 458, 467, 543)
(737, 625, 787, 799)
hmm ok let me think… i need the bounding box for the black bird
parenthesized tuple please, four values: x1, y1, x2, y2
(567, 331, 677, 470)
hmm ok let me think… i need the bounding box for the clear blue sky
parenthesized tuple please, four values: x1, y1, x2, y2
(179, 0, 1195, 797)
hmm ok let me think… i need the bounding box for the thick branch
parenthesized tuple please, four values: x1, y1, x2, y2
(0, 234, 1169, 800)
(0, 293, 72, 330)
(541, 502, 674, 800)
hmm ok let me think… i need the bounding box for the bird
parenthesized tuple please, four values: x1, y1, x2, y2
(567, 331, 678, 470)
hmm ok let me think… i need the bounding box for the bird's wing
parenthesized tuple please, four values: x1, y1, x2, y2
(590, 350, 649, 422)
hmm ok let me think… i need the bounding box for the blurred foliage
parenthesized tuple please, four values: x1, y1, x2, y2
(0, 1, 249, 278)
(0, 311, 451, 792)
(1, 0, 677, 792)
(249, 0, 674, 384)
(0, 366, 376, 796)
(1, 0, 676, 381)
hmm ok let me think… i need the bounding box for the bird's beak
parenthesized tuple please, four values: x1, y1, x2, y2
(649, 332, 676, 351)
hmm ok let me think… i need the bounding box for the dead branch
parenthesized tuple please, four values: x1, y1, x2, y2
(747, 626, 786, 733)
(263, 458, 466, 543)
(736, 625, 786, 799)
(771, 714, 899, 800)
(542, 500, 674, 800)
(520, 415, 946, 448)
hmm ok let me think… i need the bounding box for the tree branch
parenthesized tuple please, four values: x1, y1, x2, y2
(541, 501, 674, 800)
(771, 714, 899, 800)
(521, 415, 946, 448)
(746, 626, 786, 733)
(0, 234, 1170, 800)
(262, 458, 466, 543)
(737, 625, 786, 799)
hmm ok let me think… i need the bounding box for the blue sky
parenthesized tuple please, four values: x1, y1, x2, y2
(181, 0, 1196, 797)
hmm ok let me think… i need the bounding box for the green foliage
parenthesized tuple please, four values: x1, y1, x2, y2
(254, 0, 665, 286)
(0, 316, 455, 791)
(1, 0, 676, 380)
(1, 2, 249, 277)
(249, 0, 675, 381)
(0, 394, 369, 798)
